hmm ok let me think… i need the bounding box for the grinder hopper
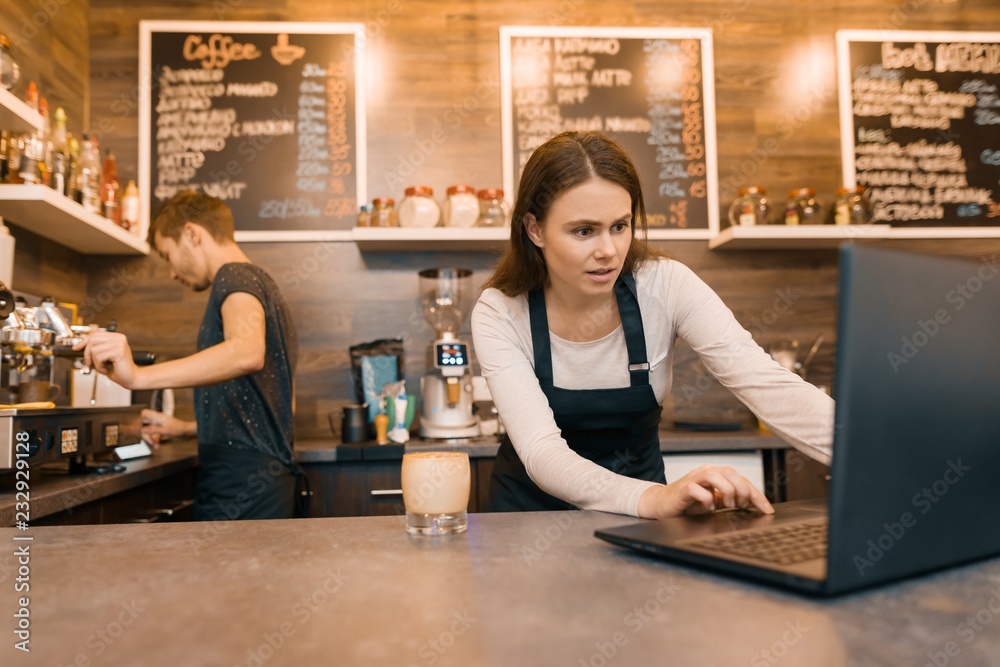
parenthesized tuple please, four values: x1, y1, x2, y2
(418, 268, 479, 439)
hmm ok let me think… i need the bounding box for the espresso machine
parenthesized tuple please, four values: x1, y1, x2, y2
(418, 268, 480, 439)
(0, 282, 146, 473)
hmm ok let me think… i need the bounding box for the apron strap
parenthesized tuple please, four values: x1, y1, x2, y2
(615, 273, 651, 387)
(529, 271, 652, 388)
(528, 288, 554, 386)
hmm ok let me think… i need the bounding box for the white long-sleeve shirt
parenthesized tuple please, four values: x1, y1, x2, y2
(471, 258, 835, 517)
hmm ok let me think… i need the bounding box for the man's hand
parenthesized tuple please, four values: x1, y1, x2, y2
(637, 465, 774, 520)
(141, 409, 197, 447)
(73, 332, 142, 390)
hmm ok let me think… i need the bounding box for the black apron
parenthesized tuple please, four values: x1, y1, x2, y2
(194, 445, 298, 521)
(485, 272, 666, 512)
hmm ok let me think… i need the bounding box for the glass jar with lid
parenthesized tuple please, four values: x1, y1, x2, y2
(728, 186, 771, 227)
(476, 188, 509, 228)
(0, 35, 19, 90)
(443, 185, 479, 228)
(398, 186, 440, 228)
(831, 186, 872, 225)
(371, 198, 397, 227)
(784, 188, 823, 225)
(356, 204, 372, 227)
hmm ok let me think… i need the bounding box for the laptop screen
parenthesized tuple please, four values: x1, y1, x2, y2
(826, 245, 1000, 591)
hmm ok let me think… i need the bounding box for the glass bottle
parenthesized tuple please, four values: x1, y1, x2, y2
(17, 102, 44, 185)
(77, 134, 101, 214)
(100, 149, 121, 225)
(5, 132, 22, 184)
(49, 107, 68, 194)
(121, 179, 140, 232)
(476, 188, 509, 227)
(0, 131, 9, 183)
(0, 34, 20, 90)
(66, 136, 80, 200)
(831, 186, 872, 225)
(728, 186, 771, 227)
(398, 186, 440, 228)
(37, 97, 51, 186)
(371, 198, 397, 227)
(25, 80, 38, 111)
(443, 185, 479, 228)
(784, 188, 822, 225)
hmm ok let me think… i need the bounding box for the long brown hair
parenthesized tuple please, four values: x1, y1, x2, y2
(485, 131, 654, 296)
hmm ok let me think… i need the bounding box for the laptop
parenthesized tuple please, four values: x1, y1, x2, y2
(596, 245, 1000, 595)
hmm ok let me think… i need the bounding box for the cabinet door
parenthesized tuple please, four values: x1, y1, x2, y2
(302, 459, 489, 517)
(303, 461, 405, 518)
(31, 468, 196, 525)
(782, 450, 831, 502)
(474, 458, 494, 514)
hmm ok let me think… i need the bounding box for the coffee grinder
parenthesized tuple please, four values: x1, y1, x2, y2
(418, 268, 479, 439)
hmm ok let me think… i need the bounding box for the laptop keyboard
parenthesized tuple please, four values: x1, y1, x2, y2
(685, 520, 828, 566)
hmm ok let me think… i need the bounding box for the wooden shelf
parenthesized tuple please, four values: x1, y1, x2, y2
(0, 185, 149, 255)
(352, 226, 510, 251)
(708, 224, 1000, 250)
(0, 88, 43, 134)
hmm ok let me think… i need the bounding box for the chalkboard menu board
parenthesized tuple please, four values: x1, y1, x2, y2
(140, 22, 366, 241)
(500, 27, 719, 238)
(837, 30, 1000, 227)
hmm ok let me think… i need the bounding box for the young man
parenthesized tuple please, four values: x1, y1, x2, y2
(76, 191, 301, 520)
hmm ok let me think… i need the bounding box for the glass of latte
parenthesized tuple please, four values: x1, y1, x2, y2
(401, 451, 471, 535)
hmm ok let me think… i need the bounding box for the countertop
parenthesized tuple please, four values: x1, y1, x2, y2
(2, 511, 998, 665)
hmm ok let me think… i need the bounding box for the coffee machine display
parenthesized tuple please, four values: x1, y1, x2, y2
(418, 268, 480, 439)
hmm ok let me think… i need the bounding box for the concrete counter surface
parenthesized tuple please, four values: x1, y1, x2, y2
(4, 511, 999, 666)
(295, 428, 788, 462)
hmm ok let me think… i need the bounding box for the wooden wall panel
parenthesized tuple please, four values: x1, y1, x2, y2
(1, 1, 90, 298)
(0, 0, 88, 136)
(72, 0, 1000, 440)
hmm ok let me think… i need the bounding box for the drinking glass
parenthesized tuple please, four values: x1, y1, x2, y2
(401, 451, 470, 535)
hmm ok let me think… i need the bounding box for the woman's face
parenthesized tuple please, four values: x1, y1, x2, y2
(527, 177, 633, 301)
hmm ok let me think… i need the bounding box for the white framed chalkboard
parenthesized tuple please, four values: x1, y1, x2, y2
(500, 26, 719, 239)
(139, 21, 366, 242)
(837, 30, 1000, 227)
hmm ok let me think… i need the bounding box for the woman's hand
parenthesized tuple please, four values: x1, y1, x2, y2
(141, 409, 197, 447)
(637, 465, 774, 520)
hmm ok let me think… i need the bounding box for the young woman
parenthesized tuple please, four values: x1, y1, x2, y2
(471, 132, 834, 519)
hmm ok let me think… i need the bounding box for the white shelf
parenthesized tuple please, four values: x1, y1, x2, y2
(879, 227, 1000, 240)
(352, 226, 510, 251)
(235, 230, 355, 243)
(644, 229, 715, 241)
(0, 184, 149, 255)
(350, 226, 715, 251)
(708, 224, 1000, 250)
(0, 88, 43, 134)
